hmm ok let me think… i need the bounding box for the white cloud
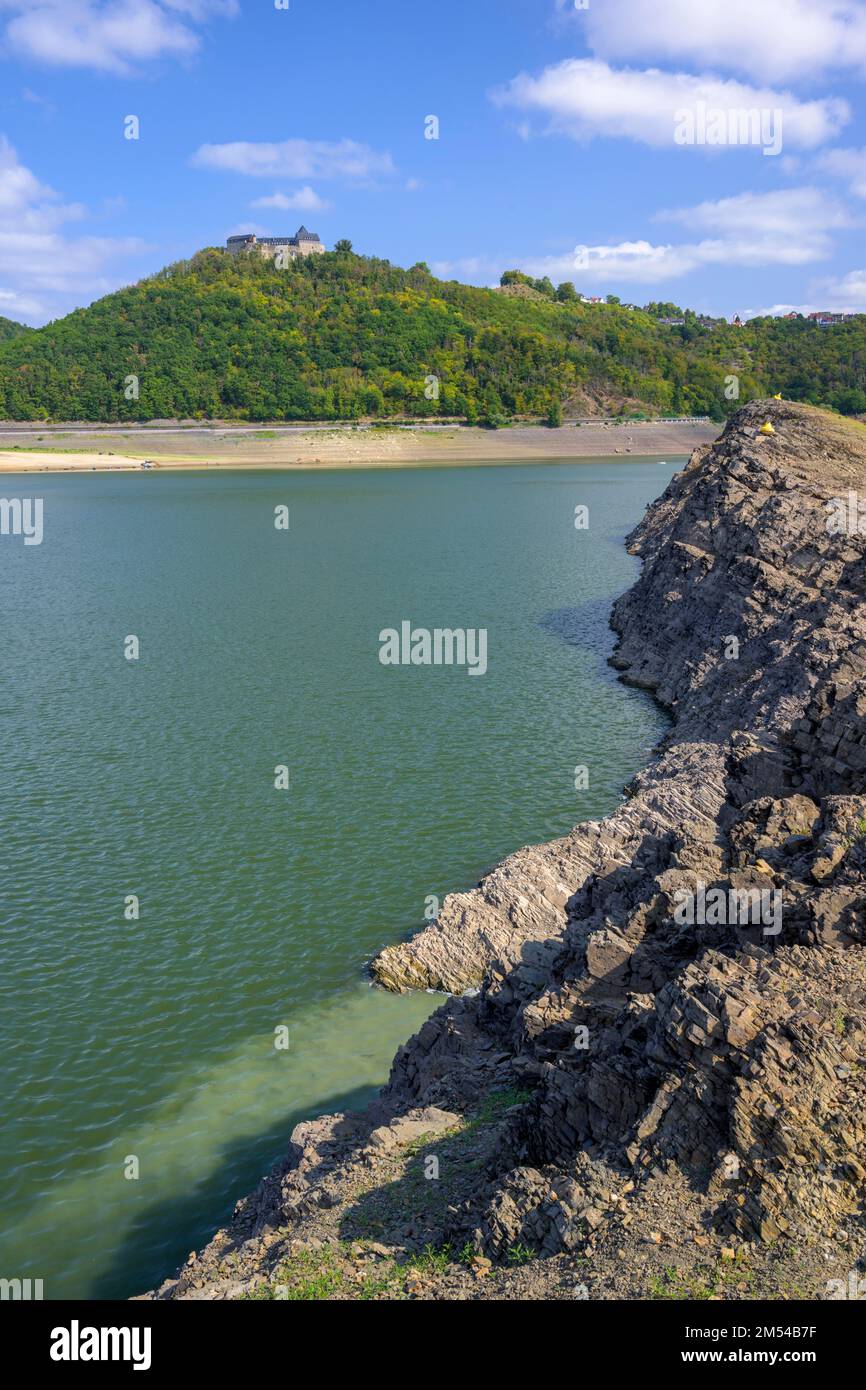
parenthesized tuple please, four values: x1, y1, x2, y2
(0, 140, 58, 217)
(250, 187, 330, 213)
(431, 255, 502, 283)
(161, 1, 237, 14)
(0, 0, 237, 74)
(819, 146, 866, 197)
(744, 273, 866, 315)
(809, 266, 866, 307)
(0, 284, 44, 319)
(192, 138, 395, 181)
(492, 59, 848, 152)
(0, 136, 146, 322)
(739, 302, 808, 317)
(657, 187, 853, 259)
(576, 0, 866, 85)
(534, 242, 696, 284)
(21, 87, 56, 117)
(432, 244, 697, 287)
(434, 187, 848, 291)
(740, 301, 824, 317)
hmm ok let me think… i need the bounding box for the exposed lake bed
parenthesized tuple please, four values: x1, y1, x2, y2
(0, 418, 717, 472)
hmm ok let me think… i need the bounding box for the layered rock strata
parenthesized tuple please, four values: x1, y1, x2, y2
(148, 401, 866, 1299)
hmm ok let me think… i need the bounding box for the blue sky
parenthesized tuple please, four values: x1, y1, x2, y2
(2, 0, 866, 324)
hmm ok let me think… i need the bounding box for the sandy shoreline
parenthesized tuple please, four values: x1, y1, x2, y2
(0, 420, 719, 472)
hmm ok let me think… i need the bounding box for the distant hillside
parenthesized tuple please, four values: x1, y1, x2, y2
(0, 249, 863, 422)
(0, 315, 28, 344)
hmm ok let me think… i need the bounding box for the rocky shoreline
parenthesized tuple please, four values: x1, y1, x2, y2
(144, 400, 866, 1301)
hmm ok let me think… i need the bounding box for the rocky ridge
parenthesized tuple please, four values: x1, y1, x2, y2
(146, 400, 866, 1300)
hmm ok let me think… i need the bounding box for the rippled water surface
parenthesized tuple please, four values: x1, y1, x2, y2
(0, 459, 673, 1298)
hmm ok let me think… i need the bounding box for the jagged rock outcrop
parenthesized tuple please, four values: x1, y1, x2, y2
(147, 401, 866, 1300)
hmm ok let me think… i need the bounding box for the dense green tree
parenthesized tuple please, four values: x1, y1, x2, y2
(500, 269, 533, 287)
(0, 315, 29, 343)
(533, 277, 556, 298)
(0, 250, 863, 425)
(644, 301, 684, 317)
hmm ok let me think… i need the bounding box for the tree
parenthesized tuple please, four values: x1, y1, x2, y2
(546, 399, 563, 427)
(832, 386, 866, 415)
(555, 282, 578, 302)
(501, 269, 533, 287)
(334, 239, 354, 254)
(644, 301, 683, 318)
(1, 245, 862, 426)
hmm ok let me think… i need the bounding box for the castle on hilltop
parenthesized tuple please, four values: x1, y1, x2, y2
(226, 226, 325, 260)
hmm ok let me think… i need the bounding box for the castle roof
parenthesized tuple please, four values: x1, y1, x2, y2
(226, 226, 324, 249)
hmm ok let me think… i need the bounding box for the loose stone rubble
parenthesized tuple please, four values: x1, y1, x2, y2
(144, 401, 866, 1300)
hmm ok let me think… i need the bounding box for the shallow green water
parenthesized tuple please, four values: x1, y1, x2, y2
(0, 459, 673, 1298)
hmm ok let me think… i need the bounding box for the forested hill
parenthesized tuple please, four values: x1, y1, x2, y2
(0, 315, 28, 344)
(0, 247, 864, 423)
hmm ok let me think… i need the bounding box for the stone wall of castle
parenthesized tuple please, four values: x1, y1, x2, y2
(226, 232, 325, 260)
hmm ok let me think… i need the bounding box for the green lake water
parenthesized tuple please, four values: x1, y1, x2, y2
(0, 459, 674, 1298)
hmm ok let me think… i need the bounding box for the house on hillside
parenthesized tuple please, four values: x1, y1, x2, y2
(807, 311, 852, 327)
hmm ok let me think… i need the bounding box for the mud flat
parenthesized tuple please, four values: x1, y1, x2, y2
(0, 418, 718, 472)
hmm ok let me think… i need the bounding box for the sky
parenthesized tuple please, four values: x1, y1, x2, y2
(2, 0, 866, 325)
